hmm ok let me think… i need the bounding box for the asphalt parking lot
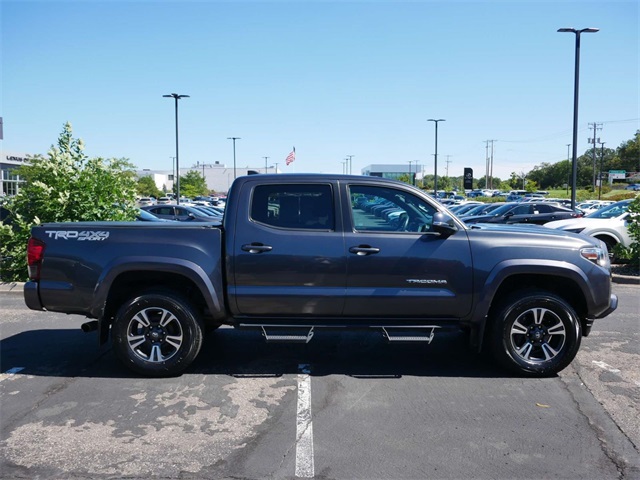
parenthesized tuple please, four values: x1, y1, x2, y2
(1, 284, 638, 479)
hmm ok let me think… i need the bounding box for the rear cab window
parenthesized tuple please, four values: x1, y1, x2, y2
(250, 184, 335, 230)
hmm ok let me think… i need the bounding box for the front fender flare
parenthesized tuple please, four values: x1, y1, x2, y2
(470, 259, 593, 347)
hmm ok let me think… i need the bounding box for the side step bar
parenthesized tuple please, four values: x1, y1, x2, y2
(261, 326, 315, 344)
(381, 326, 440, 344)
(247, 324, 442, 344)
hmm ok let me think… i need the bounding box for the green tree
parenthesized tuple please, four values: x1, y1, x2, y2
(179, 170, 208, 198)
(613, 194, 640, 267)
(137, 176, 162, 198)
(0, 122, 138, 282)
(615, 131, 640, 173)
(525, 179, 539, 193)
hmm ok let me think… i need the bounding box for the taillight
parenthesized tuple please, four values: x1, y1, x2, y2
(27, 237, 46, 280)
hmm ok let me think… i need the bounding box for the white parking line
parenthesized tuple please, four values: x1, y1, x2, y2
(592, 360, 621, 374)
(295, 364, 314, 478)
(0, 367, 25, 382)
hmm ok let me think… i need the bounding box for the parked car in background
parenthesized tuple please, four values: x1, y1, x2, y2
(463, 202, 581, 225)
(625, 184, 640, 191)
(137, 197, 155, 207)
(192, 205, 224, 218)
(157, 196, 173, 204)
(449, 202, 483, 216)
(142, 204, 220, 222)
(458, 202, 506, 218)
(439, 195, 466, 206)
(576, 201, 614, 215)
(135, 208, 172, 222)
(545, 199, 633, 257)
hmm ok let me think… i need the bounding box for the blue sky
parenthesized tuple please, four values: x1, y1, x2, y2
(2, 0, 638, 182)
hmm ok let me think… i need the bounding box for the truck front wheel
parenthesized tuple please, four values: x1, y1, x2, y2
(489, 290, 582, 377)
(111, 291, 204, 377)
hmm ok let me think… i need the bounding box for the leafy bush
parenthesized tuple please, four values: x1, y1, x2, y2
(612, 194, 640, 268)
(0, 123, 138, 282)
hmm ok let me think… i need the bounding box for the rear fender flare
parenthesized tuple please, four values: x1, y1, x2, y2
(91, 256, 224, 321)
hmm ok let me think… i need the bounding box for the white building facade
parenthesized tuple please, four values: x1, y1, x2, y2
(0, 151, 30, 196)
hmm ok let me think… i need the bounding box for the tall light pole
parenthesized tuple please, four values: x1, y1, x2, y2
(598, 141, 606, 199)
(566, 144, 571, 194)
(163, 93, 189, 204)
(428, 119, 445, 196)
(557, 27, 599, 209)
(263, 156, 270, 173)
(227, 137, 241, 179)
(170, 156, 176, 196)
(347, 155, 354, 175)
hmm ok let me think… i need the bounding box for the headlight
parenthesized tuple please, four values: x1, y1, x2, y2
(566, 227, 586, 234)
(580, 247, 610, 269)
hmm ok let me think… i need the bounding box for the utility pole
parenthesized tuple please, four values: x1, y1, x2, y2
(347, 155, 354, 175)
(263, 156, 270, 173)
(588, 122, 602, 191)
(485, 140, 490, 188)
(598, 141, 606, 199)
(484, 140, 496, 189)
(445, 155, 452, 178)
(489, 140, 496, 189)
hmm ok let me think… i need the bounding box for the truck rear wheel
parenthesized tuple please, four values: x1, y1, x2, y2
(111, 291, 204, 377)
(489, 290, 581, 377)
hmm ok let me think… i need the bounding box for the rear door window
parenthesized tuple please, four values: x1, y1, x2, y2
(250, 184, 334, 230)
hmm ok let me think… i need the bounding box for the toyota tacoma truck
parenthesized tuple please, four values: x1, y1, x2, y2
(24, 174, 618, 377)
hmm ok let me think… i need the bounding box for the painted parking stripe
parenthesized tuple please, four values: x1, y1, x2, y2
(296, 364, 314, 478)
(0, 367, 25, 382)
(592, 360, 621, 374)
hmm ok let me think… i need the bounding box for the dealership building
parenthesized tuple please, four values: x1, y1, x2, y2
(1, 151, 31, 197)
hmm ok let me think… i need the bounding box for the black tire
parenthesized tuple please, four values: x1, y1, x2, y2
(489, 290, 581, 377)
(596, 236, 618, 262)
(111, 291, 204, 377)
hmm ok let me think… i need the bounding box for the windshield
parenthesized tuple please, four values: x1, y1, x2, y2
(586, 200, 630, 219)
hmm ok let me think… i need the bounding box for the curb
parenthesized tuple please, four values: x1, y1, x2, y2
(611, 274, 640, 285)
(0, 282, 24, 294)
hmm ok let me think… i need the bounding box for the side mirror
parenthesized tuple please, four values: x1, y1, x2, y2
(432, 212, 458, 237)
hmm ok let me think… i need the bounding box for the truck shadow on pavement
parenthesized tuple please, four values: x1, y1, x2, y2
(1, 326, 515, 379)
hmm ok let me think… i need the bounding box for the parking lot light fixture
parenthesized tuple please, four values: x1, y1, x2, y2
(227, 137, 241, 179)
(557, 27, 599, 210)
(428, 119, 445, 196)
(163, 93, 190, 204)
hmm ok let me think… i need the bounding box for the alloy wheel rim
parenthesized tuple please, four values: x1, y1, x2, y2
(509, 307, 566, 363)
(126, 307, 184, 362)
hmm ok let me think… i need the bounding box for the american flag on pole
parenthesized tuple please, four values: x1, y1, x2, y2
(285, 147, 296, 166)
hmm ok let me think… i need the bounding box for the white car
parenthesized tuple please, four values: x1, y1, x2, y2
(136, 197, 155, 207)
(545, 199, 633, 256)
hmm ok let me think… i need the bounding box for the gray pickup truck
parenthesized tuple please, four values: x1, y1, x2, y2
(24, 174, 617, 377)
